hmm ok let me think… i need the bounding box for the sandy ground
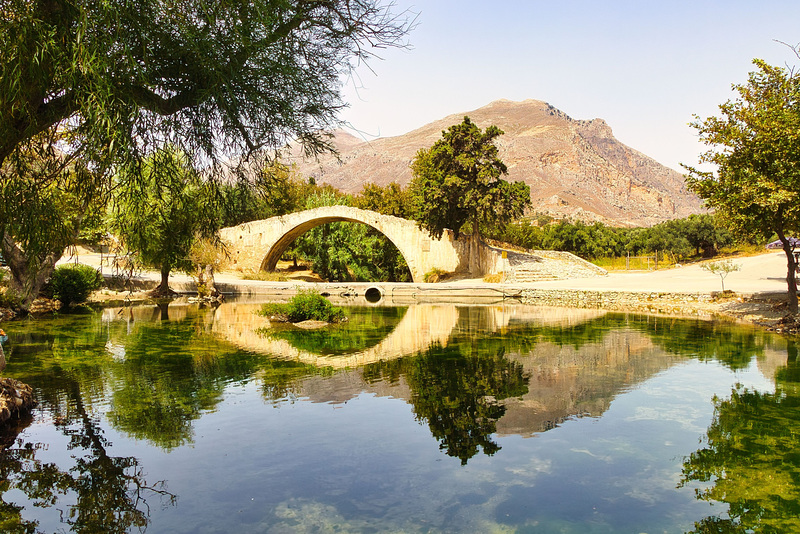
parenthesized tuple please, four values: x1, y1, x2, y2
(535, 252, 790, 295)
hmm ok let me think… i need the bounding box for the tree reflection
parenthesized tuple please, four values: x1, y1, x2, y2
(365, 344, 529, 464)
(106, 309, 278, 449)
(0, 377, 176, 533)
(680, 341, 800, 533)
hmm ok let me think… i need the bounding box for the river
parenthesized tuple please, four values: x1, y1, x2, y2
(0, 299, 797, 533)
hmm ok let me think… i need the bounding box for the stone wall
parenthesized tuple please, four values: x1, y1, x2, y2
(520, 288, 715, 316)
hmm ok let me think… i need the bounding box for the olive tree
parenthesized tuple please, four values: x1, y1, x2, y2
(685, 49, 800, 313)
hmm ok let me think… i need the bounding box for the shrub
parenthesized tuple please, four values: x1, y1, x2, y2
(46, 264, 103, 305)
(260, 289, 345, 323)
(423, 268, 448, 283)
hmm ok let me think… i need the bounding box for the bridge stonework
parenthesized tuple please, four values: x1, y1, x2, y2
(218, 206, 476, 282)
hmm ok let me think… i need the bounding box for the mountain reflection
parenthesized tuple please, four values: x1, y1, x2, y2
(680, 340, 800, 533)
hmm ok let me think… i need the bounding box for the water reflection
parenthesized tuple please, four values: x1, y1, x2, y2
(680, 340, 800, 533)
(0, 301, 795, 532)
(215, 302, 460, 368)
(364, 343, 529, 464)
(0, 371, 175, 533)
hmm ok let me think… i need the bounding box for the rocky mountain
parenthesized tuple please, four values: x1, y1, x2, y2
(287, 99, 704, 226)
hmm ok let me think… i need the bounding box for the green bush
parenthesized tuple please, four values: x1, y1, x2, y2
(46, 264, 103, 305)
(260, 289, 345, 323)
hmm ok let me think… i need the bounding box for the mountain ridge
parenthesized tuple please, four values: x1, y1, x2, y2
(287, 99, 703, 226)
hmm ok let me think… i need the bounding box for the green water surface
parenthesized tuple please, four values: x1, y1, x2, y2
(0, 301, 798, 533)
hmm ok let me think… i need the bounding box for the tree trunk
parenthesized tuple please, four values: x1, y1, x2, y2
(2, 233, 60, 311)
(195, 264, 221, 299)
(151, 265, 173, 297)
(196, 264, 207, 297)
(203, 264, 220, 298)
(468, 226, 483, 277)
(779, 231, 799, 314)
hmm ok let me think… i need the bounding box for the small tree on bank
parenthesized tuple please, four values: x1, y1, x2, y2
(410, 117, 531, 274)
(686, 49, 800, 313)
(701, 260, 741, 293)
(110, 148, 218, 296)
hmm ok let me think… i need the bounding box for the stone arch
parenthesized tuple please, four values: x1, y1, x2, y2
(219, 206, 469, 282)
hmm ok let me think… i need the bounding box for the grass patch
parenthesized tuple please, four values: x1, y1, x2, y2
(259, 289, 346, 323)
(483, 272, 503, 283)
(241, 270, 289, 282)
(711, 289, 739, 302)
(592, 255, 678, 271)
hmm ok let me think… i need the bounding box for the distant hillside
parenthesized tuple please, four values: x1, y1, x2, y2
(287, 99, 704, 226)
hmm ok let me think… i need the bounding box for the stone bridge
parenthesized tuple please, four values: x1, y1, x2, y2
(219, 206, 481, 282)
(219, 206, 607, 283)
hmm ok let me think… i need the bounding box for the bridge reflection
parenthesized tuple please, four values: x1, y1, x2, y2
(98, 300, 786, 459)
(212, 302, 459, 369)
(209, 302, 612, 369)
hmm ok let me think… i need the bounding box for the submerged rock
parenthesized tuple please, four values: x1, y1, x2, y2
(0, 307, 15, 322)
(293, 320, 330, 330)
(0, 378, 36, 425)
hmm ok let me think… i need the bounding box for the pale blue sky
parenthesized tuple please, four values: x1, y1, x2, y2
(339, 1, 800, 171)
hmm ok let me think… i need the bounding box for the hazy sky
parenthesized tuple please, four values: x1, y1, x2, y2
(338, 0, 800, 172)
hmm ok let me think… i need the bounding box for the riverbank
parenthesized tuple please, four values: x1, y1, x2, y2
(93, 250, 795, 328)
(1, 251, 795, 332)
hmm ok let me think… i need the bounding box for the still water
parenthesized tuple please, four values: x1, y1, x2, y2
(1, 300, 799, 533)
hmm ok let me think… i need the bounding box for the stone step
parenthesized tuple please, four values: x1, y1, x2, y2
(508, 270, 560, 283)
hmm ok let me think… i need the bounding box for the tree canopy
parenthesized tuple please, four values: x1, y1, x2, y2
(685, 50, 800, 312)
(0, 135, 106, 308)
(1, 0, 410, 169)
(0, 0, 410, 310)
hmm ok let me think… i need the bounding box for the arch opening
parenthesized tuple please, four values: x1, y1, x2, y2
(261, 218, 413, 283)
